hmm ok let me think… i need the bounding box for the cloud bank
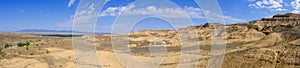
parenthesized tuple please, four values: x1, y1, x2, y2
(291, 0, 300, 13)
(248, 0, 286, 11)
(99, 5, 244, 23)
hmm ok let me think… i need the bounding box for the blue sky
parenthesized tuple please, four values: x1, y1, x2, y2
(0, 0, 299, 33)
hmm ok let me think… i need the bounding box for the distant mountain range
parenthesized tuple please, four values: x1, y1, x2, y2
(15, 29, 111, 34)
(16, 29, 75, 33)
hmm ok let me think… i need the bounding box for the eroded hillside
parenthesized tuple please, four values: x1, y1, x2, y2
(0, 13, 300, 68)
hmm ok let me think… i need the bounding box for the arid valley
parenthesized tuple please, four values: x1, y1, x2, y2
(0, 13, 299, 68)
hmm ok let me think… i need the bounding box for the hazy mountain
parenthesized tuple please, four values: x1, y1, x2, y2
(15, 29, 111, 34)
(16, 29, 74, 33)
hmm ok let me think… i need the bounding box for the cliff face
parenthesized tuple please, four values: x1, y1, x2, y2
(249, 13, 300, 31)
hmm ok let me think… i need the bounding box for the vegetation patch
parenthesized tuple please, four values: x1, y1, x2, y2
(17, 42, 30, 47)
(4, 44, 13, 48)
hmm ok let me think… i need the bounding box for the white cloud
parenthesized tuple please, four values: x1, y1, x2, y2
(248, 0, 256, 2)
(74, 3, 98, 23)
(273, 8, 287, 11)
(68, 0, 76, 7)
(249, 0, 286, 11)
(100, 5, 204, 18)
(100, 5, 244, 23)
(68, 0, 110, 7)
(291, 0, 300, 13)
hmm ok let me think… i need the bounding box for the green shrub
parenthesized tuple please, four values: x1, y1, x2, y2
(17, 42, 30, 47)
(4, 44, 13, 48)
(46, 50, 50, 54)
(25, 42, 30, 46)
(17, 43, 25, 47)
(0, 48, 5, 56)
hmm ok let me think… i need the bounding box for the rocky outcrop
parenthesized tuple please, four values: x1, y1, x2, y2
(223, 13, 300, 68)
(250, 13, 300, 31)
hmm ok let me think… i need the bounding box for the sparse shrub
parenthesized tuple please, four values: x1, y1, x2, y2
(27, 40, 32, 42)
(0, 50, 5, 57)
(46, 50, 49, 54)
(17, 42, 30, 47)
(25, 42, 30, 46)
(26, 47, 29, 50)
(0, 48, 3, 52)
(17, 43, 25, 47)
(4, 44, 13, 48)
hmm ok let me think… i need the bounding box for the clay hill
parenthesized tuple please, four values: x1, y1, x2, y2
(96, 13, 300, 68)
(0, 13, 299, 68)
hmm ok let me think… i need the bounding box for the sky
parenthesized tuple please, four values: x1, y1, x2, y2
(0, 0, 299, 33)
